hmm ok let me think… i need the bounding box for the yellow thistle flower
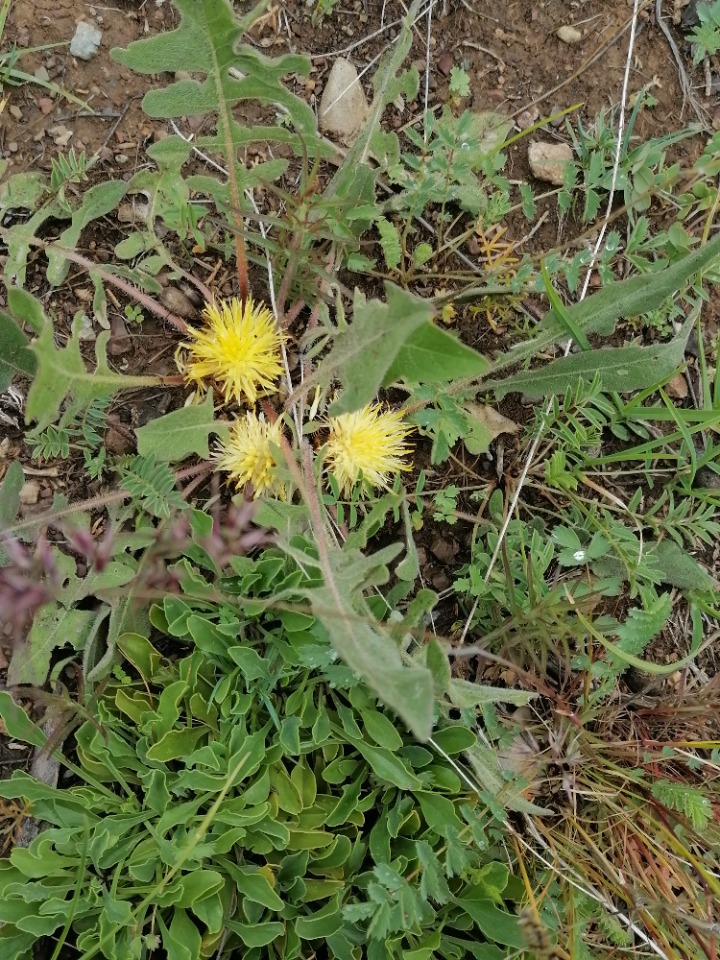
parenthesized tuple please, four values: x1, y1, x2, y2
(325, 403, 414, 496)
(181, 297, 284, 404)
(215, 413, 287, 499)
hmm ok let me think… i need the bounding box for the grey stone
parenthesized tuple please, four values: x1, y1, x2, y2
(318, 58, 369, 144)
(528, 141, 574, 185)
(557, 25, 582, 44)
(70, 22, 102, 61)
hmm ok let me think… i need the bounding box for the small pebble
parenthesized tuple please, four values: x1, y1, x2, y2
(34, 66, 50, 83)
(9, 105, 22, 120)
(430, 537, 459, 564)
(666, 373, 688, 400)
(318, 57, 369, 144)
(19, 480, 41, 506)
(161, 286, 198, 320)
(437, 52, 454, 77)
(69, 21, 103, 61)
(549, 104, 564, 128)
(557, 25, 582, 44)
(528, 141, 574, 185)
(117, 202, 150, 223)
(108, 315, 131, 357)
(431, 571, 451, 591)
(49, 125, 73, 147)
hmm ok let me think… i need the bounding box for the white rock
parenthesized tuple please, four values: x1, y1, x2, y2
(19, 480, 40, 505)
(70, 22, 102, 61)
(318, 58, 369, 144)
(528, 141, 574, 186)
(557, 25, 582, 44)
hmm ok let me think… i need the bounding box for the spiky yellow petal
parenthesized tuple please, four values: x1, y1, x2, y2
(181, 297, 284, 404)
(215, 413, 286, 499)
(325, 403, 414, 496)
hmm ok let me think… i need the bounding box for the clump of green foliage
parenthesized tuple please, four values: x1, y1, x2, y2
(0, 534, 530, 960)
(1, 0, 720, 958)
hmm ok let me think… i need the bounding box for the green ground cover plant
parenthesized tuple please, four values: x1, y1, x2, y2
(1, 0, 720, 957)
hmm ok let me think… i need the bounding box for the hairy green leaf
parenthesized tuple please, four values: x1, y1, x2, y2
(490, 315, 693, 399)
(26, 311, 161, 431)
(448, 680, 536, 709)
(490, 230, 720, 377)
(322, 283, 433, 416)
(0, 461, 24, 536)
(0, 461, 24, 565)
(386, 324, 490, 385)
(46, 181, 127, 285)
(649, 539, 716, 590)
(8, 606, 107, 687)
(136, 393, 228, 462)
(0, 692, 46, 748)
(0, 310, 36, 394)
(8, 287, 48, 334)
(112, 0, 332, 229)
(0, 171, 46, 211)
(294, 540, 435, 739)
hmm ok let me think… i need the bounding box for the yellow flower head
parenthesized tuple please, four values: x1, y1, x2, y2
(215, 413, 286, 499)
(181, 297, 284, 404)
(325, 403, 414, 496)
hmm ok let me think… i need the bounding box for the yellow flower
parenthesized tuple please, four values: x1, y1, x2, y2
(325, 403, 414, 496)
(181, 297, 284, 404)
(215, 413, 286, 499)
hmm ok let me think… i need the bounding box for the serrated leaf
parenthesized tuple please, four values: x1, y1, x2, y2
(112, 0, 330, 212)
(7, 606, 107, 687)
(26, 313, 161, 431)
(491, 315, 693, 399)
(46, 181, 127, 285)
(613, 592, 671, 659)
(0, 692, 46, 747)
(377, 216, 401, 270)
(8, 287, 48, 334)
(0, 310, 36, 394)
(136, 393, 228, 462)
(416, 840, 452, 903)
(413, 242, 433, 267)
(322, 283, 433, 416)
(0, 172, 46, 211)
(385, 322, 489, 385)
